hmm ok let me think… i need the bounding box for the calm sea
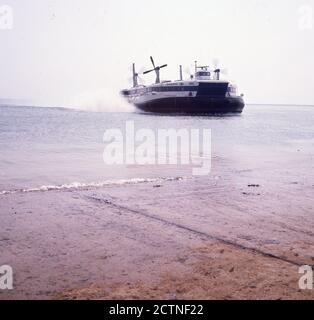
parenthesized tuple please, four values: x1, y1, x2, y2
(0, 104, 313, 193)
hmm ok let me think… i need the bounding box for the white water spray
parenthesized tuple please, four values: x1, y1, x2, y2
(68, 88, 135, 112)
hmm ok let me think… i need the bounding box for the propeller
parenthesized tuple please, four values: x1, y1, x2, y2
(129, 63, 145, 87)
(212, 58, 228, 80)
(127, 74, 144, 86)
(184, 65, 195, 80)
(129, 64, 145, 74)
(143, 56, 168, 83)
(212, 58, 219, 70)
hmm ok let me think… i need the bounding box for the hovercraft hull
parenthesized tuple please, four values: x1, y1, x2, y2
(134, 96, 245, 115)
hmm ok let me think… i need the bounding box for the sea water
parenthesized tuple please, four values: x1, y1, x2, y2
(0, 104, 313, 193)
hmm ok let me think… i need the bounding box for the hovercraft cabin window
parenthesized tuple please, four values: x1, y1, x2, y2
(151, 86, 196, 92)
(197, 72, 211, 77)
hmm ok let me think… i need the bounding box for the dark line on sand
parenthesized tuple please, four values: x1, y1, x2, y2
(86, 195, 314, 269)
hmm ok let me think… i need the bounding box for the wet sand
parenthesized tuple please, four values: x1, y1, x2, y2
(1, 148, 314, 300)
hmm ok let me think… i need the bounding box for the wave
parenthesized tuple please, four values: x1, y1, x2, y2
(0, 176, 186, 196)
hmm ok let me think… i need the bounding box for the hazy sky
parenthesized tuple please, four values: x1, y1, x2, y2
(0, 0, 313, 106)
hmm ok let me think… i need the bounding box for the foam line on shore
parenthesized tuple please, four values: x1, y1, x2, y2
(0, 176, 186, 196)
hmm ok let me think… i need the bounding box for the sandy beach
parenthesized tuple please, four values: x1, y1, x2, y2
(1, 147, 314, 300)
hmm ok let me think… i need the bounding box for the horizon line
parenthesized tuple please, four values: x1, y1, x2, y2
(1, 102, 314, 109)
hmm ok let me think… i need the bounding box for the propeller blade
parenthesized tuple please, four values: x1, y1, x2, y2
(159, 64, 168, 69)
(130, 65, 145, 73)
(150, 56, 156, 69)
(212, 58, 219, 69)
(143, 69, 155, 74)
(184, 66, 192, 75)
(184, 66, 195, 79)
(138, 75, 145, 83)
(213, 68, 228, 76)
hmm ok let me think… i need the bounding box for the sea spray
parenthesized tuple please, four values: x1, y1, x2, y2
(68, 88, 135, 112)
